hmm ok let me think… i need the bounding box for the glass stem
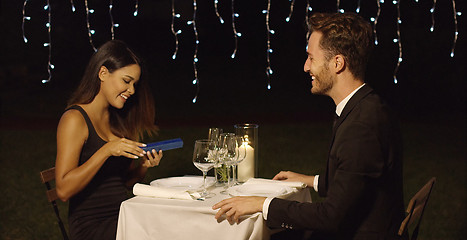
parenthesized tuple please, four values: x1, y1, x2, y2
(202, 171, 207, 196)
(232, 164, 237, 185)
(226, 165, 231, 188)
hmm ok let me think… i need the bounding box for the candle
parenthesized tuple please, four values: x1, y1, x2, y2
(238, 143, 254, 182)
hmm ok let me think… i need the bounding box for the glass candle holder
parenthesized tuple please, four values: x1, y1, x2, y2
(234, 123, 258, 182)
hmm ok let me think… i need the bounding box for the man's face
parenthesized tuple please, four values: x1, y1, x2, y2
(303, 31, 335, 96)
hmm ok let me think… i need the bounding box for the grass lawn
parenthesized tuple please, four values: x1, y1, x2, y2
(0, 117, 465, 239)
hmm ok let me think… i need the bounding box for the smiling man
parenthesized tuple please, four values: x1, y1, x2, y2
(213, 12, 406, 240)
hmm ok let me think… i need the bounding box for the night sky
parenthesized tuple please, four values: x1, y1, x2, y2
(1, 0, 465, 127)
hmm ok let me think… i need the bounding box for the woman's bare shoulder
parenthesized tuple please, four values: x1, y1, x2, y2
(57, 108, 88, 137)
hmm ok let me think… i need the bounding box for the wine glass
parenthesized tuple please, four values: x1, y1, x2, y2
(208, 128, 223, 143)
(192, 139, 216, 199)
(208, 128, 225, 186)
(231, 136, 247, 186)
(218, 133, 237, 193)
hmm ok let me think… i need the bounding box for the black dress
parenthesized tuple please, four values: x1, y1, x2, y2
(66, 105, 132, 240)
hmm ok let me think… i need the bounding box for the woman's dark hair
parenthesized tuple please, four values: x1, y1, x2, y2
(308, 12, 374, 81)
(68, 40, 157, 140)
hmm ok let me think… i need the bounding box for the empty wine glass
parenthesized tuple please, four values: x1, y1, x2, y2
(192, 139, 216, 199)
(208, 128, 223, 143)
(231, 136, 247, 186)
(208, 128, 225, 186)
(218, 133, 237, 193)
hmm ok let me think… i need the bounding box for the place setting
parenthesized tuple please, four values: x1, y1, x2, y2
(132, 124, 307, 202)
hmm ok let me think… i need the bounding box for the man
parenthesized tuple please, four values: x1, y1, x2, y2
(213, 12, 406, 239)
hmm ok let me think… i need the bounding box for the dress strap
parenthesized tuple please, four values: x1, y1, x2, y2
(66, 105, 99, 142)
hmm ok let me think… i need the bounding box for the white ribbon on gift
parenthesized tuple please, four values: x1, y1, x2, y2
(133, 183, 202, 200)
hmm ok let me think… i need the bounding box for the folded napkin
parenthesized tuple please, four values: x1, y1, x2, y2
(133, 183, 201, 200)
(243, 178, 307, 189)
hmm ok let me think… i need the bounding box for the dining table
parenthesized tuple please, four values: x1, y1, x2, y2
(116, 176, 312, 240)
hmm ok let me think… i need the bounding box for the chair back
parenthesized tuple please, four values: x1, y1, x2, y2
(398, 177, 436, 240)
(40, 167, 69, 240)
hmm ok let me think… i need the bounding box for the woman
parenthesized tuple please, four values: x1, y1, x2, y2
(55, 40, 162, 240)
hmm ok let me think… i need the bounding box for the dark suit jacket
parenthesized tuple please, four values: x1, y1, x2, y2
(267, 85, 406, 240)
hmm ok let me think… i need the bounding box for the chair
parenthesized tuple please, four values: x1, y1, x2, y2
(398, 177, 436, 240)
(40, 167, 69, 240)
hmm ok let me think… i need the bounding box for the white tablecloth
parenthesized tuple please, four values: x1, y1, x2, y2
(116, 180, 311, 240)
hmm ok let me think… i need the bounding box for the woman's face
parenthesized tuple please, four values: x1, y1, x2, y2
(99, 64, 141, 109)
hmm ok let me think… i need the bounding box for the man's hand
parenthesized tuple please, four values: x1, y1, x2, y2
(273, 171, 315, 187)
(212, 196, 266, 224)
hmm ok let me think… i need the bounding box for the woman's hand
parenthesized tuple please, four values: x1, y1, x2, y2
(141, 149, 163, 168)
(105, 138, 146, 159)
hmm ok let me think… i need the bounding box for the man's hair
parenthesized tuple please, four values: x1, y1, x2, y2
(308, 12, 374, 80)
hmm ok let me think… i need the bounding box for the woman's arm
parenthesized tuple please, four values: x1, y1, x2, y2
(55, 110, 147, 201)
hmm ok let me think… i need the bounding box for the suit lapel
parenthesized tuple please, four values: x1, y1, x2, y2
(328, 85, 374, 154)
(334, 85, 373, 134)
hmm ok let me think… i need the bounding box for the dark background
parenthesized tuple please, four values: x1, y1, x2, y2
(1, 0, 465, 128)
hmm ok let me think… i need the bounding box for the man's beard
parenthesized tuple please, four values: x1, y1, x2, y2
(311, 64, 334, 96)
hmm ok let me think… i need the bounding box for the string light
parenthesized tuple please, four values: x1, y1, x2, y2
(214, 0, 224, 24)
(109, 0, 117, 40)
(356, 0, 361, 13)
(263, 0, 273, 89)
(305, 0, 312, 41)
(42, 0, 53, 83)
(22, 0, 30, 43)
(134, 0, 139, 16)
(393, 0, 402, 84)
(430, 0, 436, 32)
(337, 0, 344, 13)
(84, 0, 97, 52)
(21, 1, 462, 98)
(71, 0, 76, 12)
(171, 0, 181, 60)
(370, 0, 382, 46)
(450, 0, 459, 57)
(230, 0, 241, 59)
(286, 0, 295, 22)
(190, 0, 200, 103)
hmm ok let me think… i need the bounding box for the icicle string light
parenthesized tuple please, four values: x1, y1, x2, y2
(230, 0, 240, 59)
(171, 0, 181, 60)
(22, 0, 30, 43)
(109, 0, 116, 40)
(337, 0, 344, 13)
(84, 0, 97, 52)
(43, 0, 53, 83)
(430, 0, 437, 32)
(305, 0, 312, 43)
(263, 0, 273, 89)
(134, 0, 139, 16)
(393, 0, 402, 84)
(370, 0, 382, 45)
(22, 1, 463, 100)
(214, 0, 224, 24)
(450, 0, 459, 57)
(191, 0, 200, 103)
(286, 0, 295, 22)
(71, 0, 76, 12)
